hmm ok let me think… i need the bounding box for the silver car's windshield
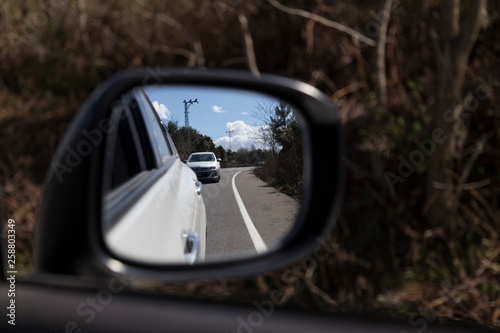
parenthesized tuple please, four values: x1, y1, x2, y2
(188, 154, 215, 162)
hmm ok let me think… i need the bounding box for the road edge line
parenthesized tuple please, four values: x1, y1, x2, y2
(232, 171, 268, 253)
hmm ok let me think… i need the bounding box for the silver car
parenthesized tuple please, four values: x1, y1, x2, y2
(186, 152, 221, 182)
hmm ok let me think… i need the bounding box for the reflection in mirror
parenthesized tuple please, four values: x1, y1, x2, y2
(101, 85, 304, 265)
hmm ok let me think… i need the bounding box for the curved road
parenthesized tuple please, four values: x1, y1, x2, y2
(200, 167, 299, 262)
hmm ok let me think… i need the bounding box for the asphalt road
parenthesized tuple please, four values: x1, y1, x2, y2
(201, 167, 299, 262)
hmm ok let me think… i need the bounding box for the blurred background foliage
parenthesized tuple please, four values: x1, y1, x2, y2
(1, 0, 499, 328)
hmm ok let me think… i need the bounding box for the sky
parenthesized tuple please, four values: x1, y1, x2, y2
(145, 85, 279, 151)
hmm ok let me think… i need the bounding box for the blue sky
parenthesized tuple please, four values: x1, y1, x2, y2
(145, 85, 278, 150)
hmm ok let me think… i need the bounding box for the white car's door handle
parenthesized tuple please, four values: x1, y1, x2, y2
(195, 181, 202, 195)
(183, 231, 199, 264)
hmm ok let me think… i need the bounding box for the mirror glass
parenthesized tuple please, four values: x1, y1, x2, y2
(101, 84, 304, 265)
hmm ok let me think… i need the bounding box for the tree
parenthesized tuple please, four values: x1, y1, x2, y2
(194, 134, 215, 153)
(167, 121, 216, 159)
(166, 121, 181, 143)
(424, 0, 487, 227)
(270, 100, 293, 145)
(214, 145, 227, 162)
(252, 101, 280, 154)
(374, 0, 393, 110)
(234, 147, 249, 164)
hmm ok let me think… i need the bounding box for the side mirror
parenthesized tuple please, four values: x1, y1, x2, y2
(182, 160, 187, 164)
(34, 68, 344, 281)
(217, 158, 221, 162)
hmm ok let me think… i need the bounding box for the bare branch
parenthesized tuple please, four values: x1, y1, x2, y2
(475, 245, 500, 277)
(310, 70, 338, 95)
(429, 28, 443, 66)
(332, 81, 364, 100)
(374, 0, 393, 109)
(305, 262, 338, 306)
(192, 40, 205, 67)
(267, 0, 376, 46)
(237, 6, 260, 75)
(455, 0, 487, 67)
(440, 0, 460, 43)
(132, 32, 198, 65)
(459, 133, 490, 185)
(77, 0, 91, 54)
(134, 2, 205, 67)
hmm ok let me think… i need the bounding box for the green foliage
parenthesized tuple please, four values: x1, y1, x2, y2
(255, 102, 303, 198)
(270, 101, 294, 145)
(214, 145, 227, 162)
(166, 121, 215, 159)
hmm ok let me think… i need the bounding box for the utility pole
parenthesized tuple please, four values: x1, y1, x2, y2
(226, 129, 234, 151)
(183, 98, 198, 145)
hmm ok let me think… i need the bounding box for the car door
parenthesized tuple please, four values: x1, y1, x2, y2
(101, 87, 206, 265)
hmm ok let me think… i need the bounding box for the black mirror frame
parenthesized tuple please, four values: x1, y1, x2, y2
(34, 68, 344, 281)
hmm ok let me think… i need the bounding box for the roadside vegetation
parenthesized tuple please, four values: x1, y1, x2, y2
(1, 0, 499, 328)
(253, 101, 303, 199)
(165, 119, 268, 167)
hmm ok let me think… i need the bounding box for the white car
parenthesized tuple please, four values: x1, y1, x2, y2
(186, 152, 221, 182)
(101, 87, 207, 265)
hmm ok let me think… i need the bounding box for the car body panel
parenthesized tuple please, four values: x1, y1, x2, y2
(0, 282, 489, 333)
(104, 157, 206, 264)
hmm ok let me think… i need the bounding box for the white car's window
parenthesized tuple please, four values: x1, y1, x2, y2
(188, 154, 215, 162)
(132, 91, 172, 166)
(106, 105, 151, 190)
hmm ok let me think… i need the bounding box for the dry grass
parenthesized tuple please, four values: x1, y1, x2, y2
(0, 1, 499, 330)
(0, 89, 75, 276)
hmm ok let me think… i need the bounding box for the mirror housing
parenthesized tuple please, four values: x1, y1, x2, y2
(34, 68, 344, 281)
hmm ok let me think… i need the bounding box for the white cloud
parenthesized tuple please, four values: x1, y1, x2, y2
(241, 112, 249, 116)
(152, 101, 171, 121)
(214, 120, 267, 150)
(212, 105, 226, 113)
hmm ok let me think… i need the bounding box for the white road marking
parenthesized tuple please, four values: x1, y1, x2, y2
(232, 171, 268, 253)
